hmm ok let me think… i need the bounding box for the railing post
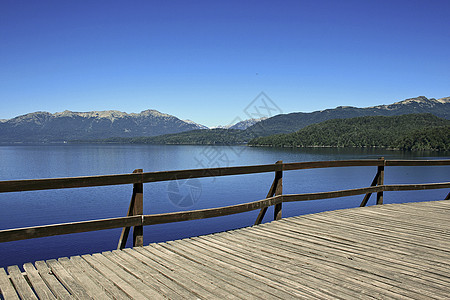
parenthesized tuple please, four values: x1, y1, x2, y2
(254, 161, 283, 225)
(117, 169, 143, 250)
(376, 158, 385, 205)
(273, 161, 283, 220)
(133, 169, 144, 247)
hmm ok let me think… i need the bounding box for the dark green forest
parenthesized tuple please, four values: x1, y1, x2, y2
(86, 128, 255, 145)
(248, 114, 450, 151)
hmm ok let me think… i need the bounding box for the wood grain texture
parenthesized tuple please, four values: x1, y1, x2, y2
(1, 200, 449, 299)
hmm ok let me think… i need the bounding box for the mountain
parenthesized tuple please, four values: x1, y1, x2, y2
(249, 114, 450, 151)
(244, 96, 450, 136)
(0, 109, 206, 143)
(229, 117, 267, 130)
(212, 117, 266, 130)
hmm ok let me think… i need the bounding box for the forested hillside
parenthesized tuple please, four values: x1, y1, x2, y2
(248, 114, 450, 151)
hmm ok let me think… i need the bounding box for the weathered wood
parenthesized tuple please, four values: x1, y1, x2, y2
(0, 216, 142, 243)
(23, 263, 56, 300)
(117, 170, 143, 250)
(46, 259, 92, 299)
(3, 201, 450, 299)
(57, 257, 111, 300)
(0, 267, 20, 300)
(117, 190, 135, 250)
(69, 256, 130, 300)
(1, 159, 447, 193)
(282, 186, 382, 202)
(7, 265, 39, 300)
(0, 173, 143, 193)
(81, 254, 148, 300)
(383, 182, 450, 191)
(283, 159, 384, 170)
(376, 158, 385, 205)
(385, 160, 450, 166)
(273, 160, 283, 221)
(254, 161, 282, 225)
(360, 169, 380, 207)
(132, 169, 144, 247)
(0, 159, 449, 245)
(34, 260, 73, 300)
(143, 195, 282, 226)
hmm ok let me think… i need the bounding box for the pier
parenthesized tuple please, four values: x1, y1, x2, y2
(0, 159, 449, 299)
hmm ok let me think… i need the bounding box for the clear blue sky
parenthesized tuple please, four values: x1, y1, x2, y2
(1, 0, 449, 127)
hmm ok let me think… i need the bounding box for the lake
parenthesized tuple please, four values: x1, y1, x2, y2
(0, 144, 449, 268)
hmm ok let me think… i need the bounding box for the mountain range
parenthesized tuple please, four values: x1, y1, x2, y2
(0, 109, 206, 143)
(0, 96, 448, 143)
(244, 96, 450, 136)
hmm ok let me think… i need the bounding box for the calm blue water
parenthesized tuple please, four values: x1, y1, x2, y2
(0, 144, 449, 268)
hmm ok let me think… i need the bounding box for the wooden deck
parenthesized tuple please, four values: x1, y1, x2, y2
(1, 200, 450, 299)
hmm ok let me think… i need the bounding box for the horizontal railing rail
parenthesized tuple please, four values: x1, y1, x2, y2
(1, 159, 449, 194)
(0, 159, 449, 245)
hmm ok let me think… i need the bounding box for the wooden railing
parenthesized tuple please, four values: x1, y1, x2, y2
(0, 159, 449, 248)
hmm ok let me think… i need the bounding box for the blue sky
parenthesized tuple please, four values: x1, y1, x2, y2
(1, 0, 449, 127)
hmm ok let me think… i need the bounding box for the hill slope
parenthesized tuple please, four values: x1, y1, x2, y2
(82, 128, 255, 145)
(248, 114, 450, 151)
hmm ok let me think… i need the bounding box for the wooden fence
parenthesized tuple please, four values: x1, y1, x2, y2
(0, 158, 449, 249)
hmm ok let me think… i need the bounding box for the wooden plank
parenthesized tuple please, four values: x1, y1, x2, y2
(136, 246, 242, 299)
(0, 267, 20, 300)
(57, 257, 111, 300)
(232, 225, 441, 299)
(90, 252, 165, 300)
(45, 259, 92, 300)
(194, 234, 364, 299)
(23, 263, 56, 300)
(274, 217, 450, 295)
(147, 243, 264, 299)
(111, 249, 194, 299)
(7, 265, 38, 300)
(287, 214, 450, 274)
(0, 216, 141, 243)
(162, 240, 310, 299)
(122, 248, 200, 299)
(189, 234, 365, 299)
(81, 254, 148, 300)
(205, 232, 419, 299)
(69, 256, 130, 300)
(34, 261, 73, 300)
(103, 250, 175, 299)
(131, 247, 220, 299)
